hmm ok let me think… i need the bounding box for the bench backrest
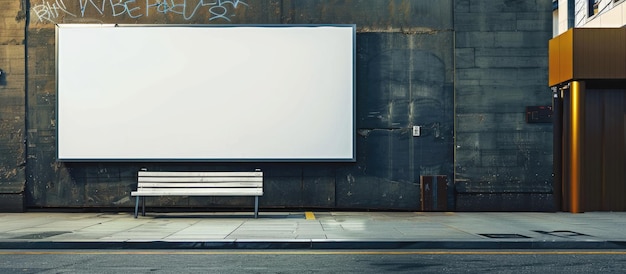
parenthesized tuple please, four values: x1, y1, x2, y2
(136, 171, 263, 196)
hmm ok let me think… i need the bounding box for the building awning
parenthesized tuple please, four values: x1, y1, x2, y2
(549, 28, 626, 87)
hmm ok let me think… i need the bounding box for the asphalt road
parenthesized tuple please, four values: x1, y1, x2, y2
(1, 249, 626, 273)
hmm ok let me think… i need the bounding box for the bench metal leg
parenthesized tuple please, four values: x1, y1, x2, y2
(141, 197, 146, 216)
(134, 196, 139, 218)
(254, 196, 259, 219)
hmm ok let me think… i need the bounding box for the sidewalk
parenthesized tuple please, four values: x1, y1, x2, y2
(0, 211, 625, 249)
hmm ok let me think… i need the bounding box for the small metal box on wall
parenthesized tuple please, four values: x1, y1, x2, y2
(525, 106, 553, 123)
(420, 175, 447, 211)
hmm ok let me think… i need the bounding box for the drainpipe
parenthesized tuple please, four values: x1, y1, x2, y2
(552, 86, 562, 211)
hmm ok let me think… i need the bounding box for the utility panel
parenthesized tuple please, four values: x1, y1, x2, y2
(412, 126, 421, 137)
(420, 175, 447, 211)
(525, 106, 553, 123)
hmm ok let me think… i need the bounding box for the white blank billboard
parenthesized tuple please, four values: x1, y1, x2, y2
(56, 24, 355, 161)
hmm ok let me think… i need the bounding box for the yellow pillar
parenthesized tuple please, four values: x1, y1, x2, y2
(569, 81, 584, 213)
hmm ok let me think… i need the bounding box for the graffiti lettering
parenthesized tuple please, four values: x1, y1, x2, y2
(146, 0, 248, 21)
(110, 0, 142, 18)
(32, 0, 77, 23)
(209, 5, 228, 21)
(32, 0, 248, 23)
(79, 0, 105, 16)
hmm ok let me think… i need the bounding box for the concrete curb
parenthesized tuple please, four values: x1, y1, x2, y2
(2, 240, 626, 250)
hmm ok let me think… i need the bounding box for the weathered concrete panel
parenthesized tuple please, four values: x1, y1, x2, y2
(302, 176, 335, 208)
(475, 47, 548, 58)
(456, 68, 517, 81)
(262, 176, 303, 208)
(475, 56, 547, 68)
(284, 0, 453, 31)
(455, 32, 496, 47)
(333, 125, 454, 210)
(517, 18, 552, 31)
(26, 0, 453, 30)
(454, 11, 552, 32)
(456, 180, 552, 193)
(467, 0, 546, 13)
(455, 85, 550, 113)
(335, 172, 420, 210)
(454, 13, 517, 31)
(0, 0, 26, 212)
(0, 193, 24, 212)
(456, 113, 534, 132)
(454, 48, 475, 69)
(456, 193, 554, 211)
(84, 178, 135, 207)
(357, 33, 454, 130)
(454, 0, 554, 211)
(494, 31, 553, 48)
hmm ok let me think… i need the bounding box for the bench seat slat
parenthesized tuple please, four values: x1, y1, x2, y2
(132, 188, 262, 196)
(137, 182, 262, 188)
(139, 171, 262, 177)
(139, 177, 262, 183)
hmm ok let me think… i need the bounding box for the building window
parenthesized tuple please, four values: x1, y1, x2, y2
(589, 0, 600, 16)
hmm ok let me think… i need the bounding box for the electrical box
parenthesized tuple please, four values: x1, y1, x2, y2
(412, 126, 421, 137)
(525, 106, 552, 123)
(421, 175, 447, 211)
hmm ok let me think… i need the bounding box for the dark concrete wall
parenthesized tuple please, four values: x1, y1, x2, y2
(454, 0, 554, 211)
(21, 0, 456, 210)
(0, 0, 555, 212)
(0, 0, 26, 211)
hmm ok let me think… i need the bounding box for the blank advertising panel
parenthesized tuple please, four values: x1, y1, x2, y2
(56, 24, 355, 161)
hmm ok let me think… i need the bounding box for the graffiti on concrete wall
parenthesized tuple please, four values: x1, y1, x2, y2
(31, 0, 248, 23)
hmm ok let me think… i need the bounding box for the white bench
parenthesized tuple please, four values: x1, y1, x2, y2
(131, 170, 263, 218)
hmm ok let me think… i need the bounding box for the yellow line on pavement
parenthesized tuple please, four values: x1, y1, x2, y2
(305, 211, 316, 220)
(2, 250, 626, 255)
